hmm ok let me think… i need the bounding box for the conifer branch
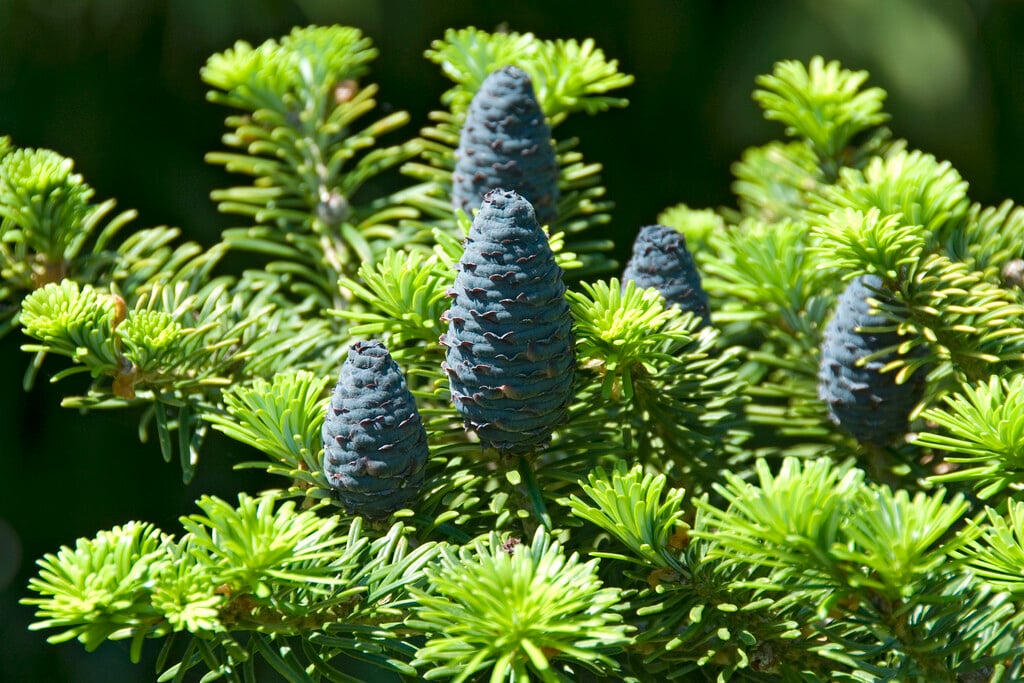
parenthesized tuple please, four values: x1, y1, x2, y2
(13, 40, 1024, 683)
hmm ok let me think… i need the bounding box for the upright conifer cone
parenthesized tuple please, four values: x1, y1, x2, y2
(451, 66, 560, 226)
(817, 275, 926, 445)
(622, 225, 711, 326)
(322, 340, 428, 518)
(441, 189, 574, 454)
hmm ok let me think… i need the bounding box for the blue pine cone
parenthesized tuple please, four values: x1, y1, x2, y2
(451, 66, 560, 227)
(441, 189, 575, 454)
(322, 340, 429, 518)
(817, 275, 926, 445)
(622, 225, 711, 326)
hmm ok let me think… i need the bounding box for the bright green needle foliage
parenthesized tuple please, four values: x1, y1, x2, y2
(206, 371, 330, 488)
(180, 494, 351, 600)
(19, 280, 122, 375)
(0, 148, 93, 264)
(23, 522, 175, 660)
(425, 27, 633, 125)
(919, 375, 1024, 498)
(702, 457, 969, 599)
(834, 486, 970, 601)
(731, 140, 825, 222)
(810, 149, 971, 237)
(754, 56, 889, 172)
(894, 253, 1024, 382)
(699, 458, 864, 583)
(24, 493, 442, 680)
(202, 25, 376, 109)
(338, 248, 453, 348)
(17, 37, 1024, 682)
(701, 218, 834, 340)
(147, 538, 223, 635)
(409, 528, 631, 682)
(567, 278, 745, 483)
(116, 309, 185, 376)
(0, 146, 145, 336)
(944, 199, 1024, 277)
(566, 462, 687, 570)
(960, 502, 1024, 597)
(698, 458, 1009, 678)
(568, 278, 693, 401)
(205, 23, 406, 206)
(656, 203, 725, 253)
(811, 208, 926, 280)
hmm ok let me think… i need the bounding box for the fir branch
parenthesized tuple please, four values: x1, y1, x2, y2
(0, 148, 94, 272)
(204, 25, 422, 304)
(0, 144, 189, 339)
(943, 199, 1024, 279)
(20, 272, 348, 481)
(891, 253, 1024, 382)
(424, 27, 633, 125)
(565, 462, 688, 571)
(337, 247, 452, 347)
(696, 457, 1005, 678)
(568, 279, 691, 402)
(753, 56, 889, 176)
(202, 26, 377, 111)
(730, 140, 825, 222)
(830, 486, 971, 601)
(205, 370, 330, 491)
(567, 278, 747, 489)
(697, 458, 865, 586)
(807, 148, 971, 237)
(408, 528, 632, 682)
(959, 501, 1024, 598)
(23, 521, 175, 660)
(810, 207, 926, 281)
(19, 280, 123, 377)
(566, 463, 821, 678)
(699, 217, 835, 340)
(24, 493, 443, 680)
(918, 375, 1024, 499)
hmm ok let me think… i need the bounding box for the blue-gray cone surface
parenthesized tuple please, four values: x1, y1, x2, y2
(817, 275, 926, 446)
(441, 189, 574, 454)
(322, 340, 428, 518)
(451, 65, 560, 227)
(622, 225, 711, 326)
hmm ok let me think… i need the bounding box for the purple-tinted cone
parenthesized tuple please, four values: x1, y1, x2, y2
(622, 225, 711, 326)
(817, 275, 926, 445)
(441, 189, 574, 454)
(322, 340, 428, 517)
(451, 66, 560, 226)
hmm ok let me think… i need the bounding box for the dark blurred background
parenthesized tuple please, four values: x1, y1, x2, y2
(0, 0, 1021, 680)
